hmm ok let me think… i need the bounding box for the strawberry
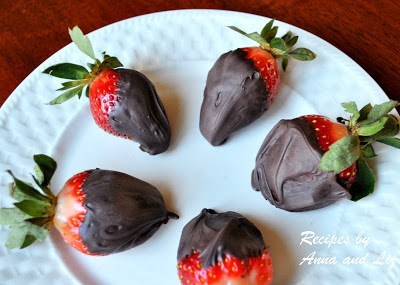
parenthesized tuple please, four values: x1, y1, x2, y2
(252, 101, 400, 211)
(0, 154, 178, 254)
(43, 27, 171, 155)
(301, 114, 357, 189)
(177, 209, 273, 285)
(200, 19, 316, 146)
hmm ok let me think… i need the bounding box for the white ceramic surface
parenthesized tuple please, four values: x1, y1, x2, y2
(0, 10, 399, 285)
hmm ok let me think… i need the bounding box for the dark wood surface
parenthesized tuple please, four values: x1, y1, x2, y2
(1, 0, 399, 109)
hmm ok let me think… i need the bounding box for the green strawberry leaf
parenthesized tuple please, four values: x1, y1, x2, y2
(285, 35, 298, 48)
(14, 200, 50, 218)
(57, 79, 89, 91)
(43, 63, 88, 80)
(341, 101, 359, 126)
(288, 48, 317, 61)
(270, 38, 287, 52)
(366, 100, 398, 123)
(1, 208, 49, 249)
(281, 31, 293, 42)
(85, 85, 90, 97)
(228, 26, 268, 45)
(320, 135, 361, 174)
(366, 114, 399, 140)
(358, 117, 388, 136)
(282, 57, 289, 71)
(26, 217, 51, 227)
(49, 85, 85, 105)
(77, 87, 83, 99)
(362, 144, 377, 158)
(102, 56, 123, 69)
(103, 52, 122, 68)
(377, 137, 400, 149)
(349, 157, 375, 201)
(5, 227, 27, 249)
(5, 221, 48, 249)
(33, 154, 57, 188)
(33, 165, 44, 186)
(8, 183, 31, 202)
(21, 234, 37, 249)
(244, 32, 269, 44)
(69, 26, 96, 60)
(261, 19, 274, 39)
(7, 171, 49, 202)
(31, 174, 44, 193)
(359, 103, 373, 121)
(99, 56, 123, 70)
(264, 26, 278, 42)
(24, 222, 48, 242)
(0, 208, 31, 226)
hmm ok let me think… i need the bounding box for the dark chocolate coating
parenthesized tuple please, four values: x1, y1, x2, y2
(251, 118, 351, 212)
(79, 169, 176, 255)
(109, 69, 171, 155)
(177, 209, 266, 268)
(200, 48, 268, 146)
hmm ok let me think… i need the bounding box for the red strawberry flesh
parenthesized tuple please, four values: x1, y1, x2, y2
(89, 69, 127, 138)
(242, 47, 280, 106)
(178, 250, 273, 285)
(302, 115, 357, 188)
(53, 171, 90, 254)
(177, 209, 272, 285)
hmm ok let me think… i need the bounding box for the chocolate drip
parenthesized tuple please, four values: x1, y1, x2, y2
(79, 169, 176, 254)
(251, 118, 351, 212)
(200, 48, 268, 146)
(109, 69, 171, 155)
(177, 209, 266, 268)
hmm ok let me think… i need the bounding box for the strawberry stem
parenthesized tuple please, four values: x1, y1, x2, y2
(337, 117, 348, 124)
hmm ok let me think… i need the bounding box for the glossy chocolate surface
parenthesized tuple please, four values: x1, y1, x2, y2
(79, 169, 176, 254)
(251, 118, 351, 212)
(177, 209, 266, 267)
(200, 49, 268, 146)
(109, 69, 171, 155)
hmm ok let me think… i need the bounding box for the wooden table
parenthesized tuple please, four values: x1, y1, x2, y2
(1, 0, 399, 110)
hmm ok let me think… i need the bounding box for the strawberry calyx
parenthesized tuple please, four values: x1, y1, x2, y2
(229, 19, 316, 70)
(0, 155, 58, 249)
(43, 26, 122, 105)
(319, 100, 400, 201)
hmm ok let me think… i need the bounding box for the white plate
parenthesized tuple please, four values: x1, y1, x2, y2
(1, 10, 399, 285)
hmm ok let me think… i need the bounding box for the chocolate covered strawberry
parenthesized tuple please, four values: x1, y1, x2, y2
(0, 155, 178, 254)
(200, 20, 316, 146)
(252, 100, 400, 211)
(177, 209, 273, 285)
(44, 27, 171, 155)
